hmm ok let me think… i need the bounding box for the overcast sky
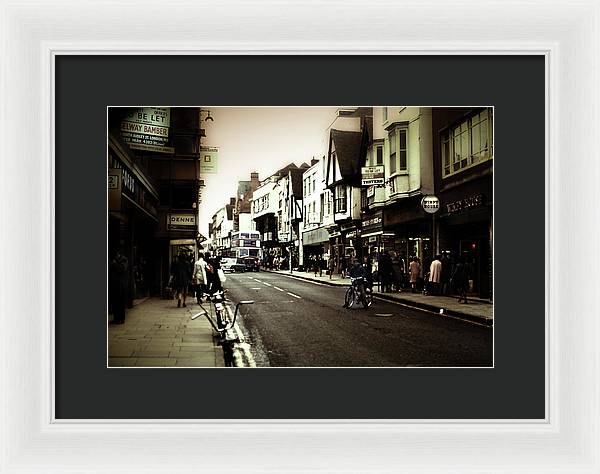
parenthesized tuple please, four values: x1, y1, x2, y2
(199, 107, 339, 237)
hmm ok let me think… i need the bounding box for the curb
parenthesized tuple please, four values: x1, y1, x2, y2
(263, 269, 493, 327)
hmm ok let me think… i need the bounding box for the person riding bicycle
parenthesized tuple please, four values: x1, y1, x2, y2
(345, 260, 367, 305)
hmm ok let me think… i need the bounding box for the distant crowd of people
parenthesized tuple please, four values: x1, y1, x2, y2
(300, 249, 472, 304)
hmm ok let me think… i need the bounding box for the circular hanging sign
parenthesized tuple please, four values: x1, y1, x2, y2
(421, 195, 440, 214)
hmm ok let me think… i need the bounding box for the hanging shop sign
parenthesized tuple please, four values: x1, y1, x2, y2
(446, 193, 485, 214)
(168, 213, 197, 230)
(361, 165, 385, 186)
(120, 107, 175, 154)
(421, 195, 440, 214)
(200, 146, 219, 174)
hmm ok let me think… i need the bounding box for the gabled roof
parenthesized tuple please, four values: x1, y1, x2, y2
(331, 129, 363, 181)
(289, 167, 305, 197)
(225, 204, 234, 221)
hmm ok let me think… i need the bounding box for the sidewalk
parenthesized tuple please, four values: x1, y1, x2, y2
(108, 297, 224, 367)
(264, 269, 493, 326)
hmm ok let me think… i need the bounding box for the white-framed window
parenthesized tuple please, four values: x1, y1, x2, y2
(383, 107, 388, 122)
(388, 128, 407, 174)
(442, 108, 493, 177)
(334, 184, 347, 213)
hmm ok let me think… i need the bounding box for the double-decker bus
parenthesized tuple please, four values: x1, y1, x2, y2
(227, 231, 262, 259)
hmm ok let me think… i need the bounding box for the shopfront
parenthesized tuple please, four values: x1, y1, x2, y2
(108, 150, 160, 300)
(438, 178, 493, 299)
(381, 196, 433, 272)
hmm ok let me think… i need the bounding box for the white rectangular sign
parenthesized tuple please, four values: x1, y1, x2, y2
(361, 165, 385, 186)
(168, 214, 196, 227)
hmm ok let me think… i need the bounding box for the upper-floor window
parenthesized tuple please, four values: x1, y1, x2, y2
(389, 128, 407, 174)
(376, 145, 383, 165)
(383, 107, 388, 122)
(441, 108, 493, 177)
(334, 184, 347, 213)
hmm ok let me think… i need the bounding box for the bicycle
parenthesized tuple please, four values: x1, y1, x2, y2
(344, 277, 372, 309)
(191, 290, 253, 333)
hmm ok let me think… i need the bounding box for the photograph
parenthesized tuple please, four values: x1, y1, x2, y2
(107, 106, 494, 368)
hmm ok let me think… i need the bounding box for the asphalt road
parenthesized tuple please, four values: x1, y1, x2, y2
(224, 270, 493, 367)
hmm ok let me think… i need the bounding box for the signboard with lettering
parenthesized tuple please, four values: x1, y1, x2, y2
(361, 165, 385, 186)
(120, 107, 175, 154)
(446, 194, 485, 214)
(421, 195, 440, 214)
(200, 146, 219, 174)
(362, 210, 383, 234)
(168, 213, 197, 230)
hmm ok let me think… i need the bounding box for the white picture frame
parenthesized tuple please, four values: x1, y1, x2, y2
(1, 0, 598, 472)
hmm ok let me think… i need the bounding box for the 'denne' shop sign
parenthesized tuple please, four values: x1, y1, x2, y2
(168, 214, 196, 230)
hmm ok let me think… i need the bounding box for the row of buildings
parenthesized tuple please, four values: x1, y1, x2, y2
(209, 106, 493, 299)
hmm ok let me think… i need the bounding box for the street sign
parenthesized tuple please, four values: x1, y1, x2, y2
(421, 195, 440, 214)
(200, 146, 219, 174)
(361, 165, 385, 186)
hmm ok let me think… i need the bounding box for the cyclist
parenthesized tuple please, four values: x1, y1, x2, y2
(344, 259, 367, 308)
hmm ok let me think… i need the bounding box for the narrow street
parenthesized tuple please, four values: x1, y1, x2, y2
(224, 271, 493, 367)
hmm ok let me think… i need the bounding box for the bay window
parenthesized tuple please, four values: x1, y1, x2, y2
(442, 108, 493, 177)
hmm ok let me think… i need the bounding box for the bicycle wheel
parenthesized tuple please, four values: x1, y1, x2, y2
(362, 291, 372, 308)
(344, 287, 355, 309)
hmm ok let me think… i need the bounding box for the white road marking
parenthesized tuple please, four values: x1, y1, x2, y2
(287, 292, 301, 299)
(251, 287, 261, 290)
(262, 281, 273, 287)
(273, 286, 285, 292)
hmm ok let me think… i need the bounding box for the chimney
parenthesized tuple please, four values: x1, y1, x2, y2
(311, 158, 319, 166)
(230, 197, 236, 205)
(250, 172, 259, 181)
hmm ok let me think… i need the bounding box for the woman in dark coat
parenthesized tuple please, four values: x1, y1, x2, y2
(452, 256, 470, 304)
(170, 253, 192, 307)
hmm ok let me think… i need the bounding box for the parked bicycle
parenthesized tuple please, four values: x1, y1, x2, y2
(191, 290, 253, 332)
(344, 277, 372, 309)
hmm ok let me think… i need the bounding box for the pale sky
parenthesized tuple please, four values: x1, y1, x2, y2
(199, 107, 339, 237)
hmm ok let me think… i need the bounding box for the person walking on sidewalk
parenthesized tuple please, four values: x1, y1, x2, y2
(409, 257, 421, 293)
(379, 250, 394, 293)
(192, 252, 208, 304)
(109, 248, 128, 324)
(452, 256, 469, 304)
(170, 252, 192, 308)
(440, 252, 452, 295)
(428, 255, 442, 296)
(328, 253, 336, 279)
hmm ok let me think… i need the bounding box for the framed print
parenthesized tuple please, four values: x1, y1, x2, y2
(1, 0, 599, 473)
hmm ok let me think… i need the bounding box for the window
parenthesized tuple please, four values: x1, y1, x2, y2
(389, 129, 407, 174)
(399, 129, 407, 170)
(311, 175, 316, 194)
(389, 131, 396, 174)
(303, 179, 306, 198)
(376, 146, 383, 165)
(383, 107, 388, 122)
(304, 205, 307, 224)
(334, 185, 347, 213)
(442, 108, 493, 177)
(320, 194, 325, 222)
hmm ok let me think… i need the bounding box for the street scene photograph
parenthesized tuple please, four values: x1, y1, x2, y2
(108, 106, 493, 368)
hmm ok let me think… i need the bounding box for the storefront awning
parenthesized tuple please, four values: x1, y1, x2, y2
(302, 227, 330, 246)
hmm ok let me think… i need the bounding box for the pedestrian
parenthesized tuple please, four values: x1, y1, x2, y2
(109, 248, 128, 324)
(340, 254, 348, 279)
(391, 251, 403, 292)
(441, 252, 452, 295)
(379, 250, 394, 293)
(451, 256, 469, 303)
(409, 257, 421, 293)
(428, 255, 443, 296)
(314, 255, 322, 277)
(192, 252, 208, 304)
(170, 252, 192, 307)
(205, 253, 223, 295)
(328, 253, 336, 279)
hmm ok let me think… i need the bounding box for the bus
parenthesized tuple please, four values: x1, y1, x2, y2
(227, 231, 262, 259)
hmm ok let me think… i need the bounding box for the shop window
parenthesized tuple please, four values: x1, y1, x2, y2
(442, 108, 493, 177)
